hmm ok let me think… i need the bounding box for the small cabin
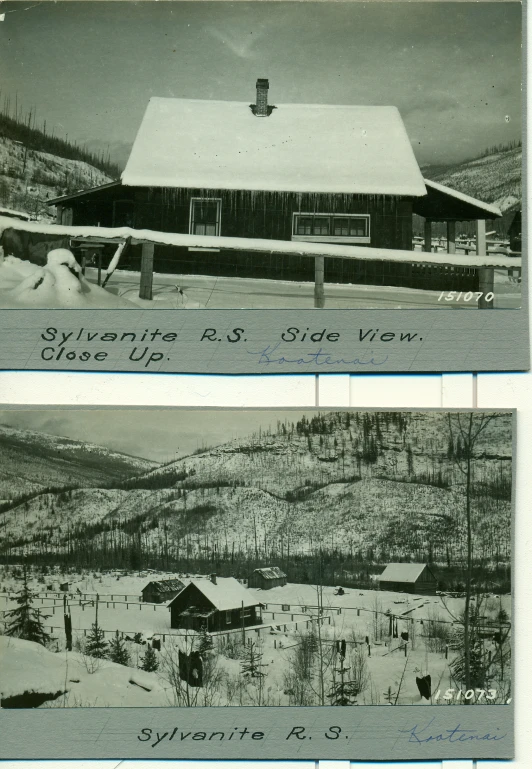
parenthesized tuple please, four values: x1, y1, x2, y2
(142, 578, 185, 604)
(248, 566, 287, 591)
(378, 563, 437, 594)
(168, 575, 262, 632)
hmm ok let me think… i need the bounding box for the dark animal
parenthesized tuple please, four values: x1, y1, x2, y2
(178, 650, 203, 687)
(416, 674, 432, 700)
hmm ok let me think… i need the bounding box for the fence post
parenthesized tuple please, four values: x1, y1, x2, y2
(424, 220, 432, 253)
(476, 220, 494, 309)
(140, 242, 154, 300)
(447, 220, 456, 255)
(314, 255, 325, 308)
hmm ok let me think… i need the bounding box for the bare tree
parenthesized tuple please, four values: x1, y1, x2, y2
(447, 412, 496, 693)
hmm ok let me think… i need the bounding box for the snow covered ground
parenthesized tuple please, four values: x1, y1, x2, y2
(88, 266, 521, 310)
(0, 567, 511, 708)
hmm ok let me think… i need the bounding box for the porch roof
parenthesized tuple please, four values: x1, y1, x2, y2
(413, 179, 502, 221)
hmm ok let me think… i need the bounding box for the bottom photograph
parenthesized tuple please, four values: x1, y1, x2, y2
(0, 407, 514, 760)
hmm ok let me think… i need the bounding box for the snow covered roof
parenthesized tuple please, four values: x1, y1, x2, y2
(378, 563, 435, 584)
(142, 579, 185, 594)
(417, 179, 503, 219)
(254, 566, 287, 580)
(47, 181, 121, 206)
(121, 97, 427, 196)
(424, 179, 503, 217)
(172, 577, 261, 611)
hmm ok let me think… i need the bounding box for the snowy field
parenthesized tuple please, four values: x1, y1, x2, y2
(0, 567, 511, 709)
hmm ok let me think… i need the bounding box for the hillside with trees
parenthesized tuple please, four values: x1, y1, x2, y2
(0, 412, 512, 591)
(0, 102, 118, 220)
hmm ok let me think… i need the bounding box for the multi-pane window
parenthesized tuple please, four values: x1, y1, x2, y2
(189, 198, 221, 236)
(293, 213, 369, 241)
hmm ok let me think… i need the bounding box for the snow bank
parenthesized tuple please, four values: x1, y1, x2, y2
(0, 216, 520, 269)
(0, 251, 135, 309)
(0, 636, 168, 707)
(0, 205, 30, 220)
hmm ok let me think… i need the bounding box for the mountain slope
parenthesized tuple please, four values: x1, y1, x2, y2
(0, 412, 512, 567)
(0, 136, 113, 221)
(422, 146, 521, 213)
(0, 424, 156, 501)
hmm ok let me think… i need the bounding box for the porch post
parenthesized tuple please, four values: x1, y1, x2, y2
(447, 221, 456, 254)
(314, 255, 325, 308)
(476, 219, 493, 309)
(423, 220, 432, 252)
(139, 241, 154, 300)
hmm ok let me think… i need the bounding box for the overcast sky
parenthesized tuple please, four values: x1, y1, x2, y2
(0, 408, 316, 463)
(1, 1, 522, 167)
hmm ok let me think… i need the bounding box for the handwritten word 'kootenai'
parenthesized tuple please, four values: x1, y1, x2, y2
(400, 718, 507, 744)
(247, 343, 388, 367)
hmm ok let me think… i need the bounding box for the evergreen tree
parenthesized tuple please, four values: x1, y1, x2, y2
(450, 609, 487, 689)
(109, 630, 130, 666)
(85, 623, 108, 659)
(140, 645, 159, 672)
(196, 623, 214, 658)
(240, 641, 267, 678)
(5, 563, 51, 646)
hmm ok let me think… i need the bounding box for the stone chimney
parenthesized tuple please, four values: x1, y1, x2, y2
(210, 573, 217, 585)
(250, 78, 276, 117)
(255, 79, 269, 116)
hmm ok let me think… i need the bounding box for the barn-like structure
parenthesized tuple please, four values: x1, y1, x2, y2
(378, 563, 438, 594)
(248, 566, 287, 590)
(168, 575, 262, 631)
(141, 578, 185, 604)
(46, 79, 501, 292)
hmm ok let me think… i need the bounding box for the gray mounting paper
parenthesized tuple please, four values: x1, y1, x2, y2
(0, 306, 528, 373)
(0, 407, 515, 760)
(0, 0, 527, 374)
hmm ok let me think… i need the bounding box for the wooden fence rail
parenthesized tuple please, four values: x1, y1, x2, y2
(0, 216, 520, 308)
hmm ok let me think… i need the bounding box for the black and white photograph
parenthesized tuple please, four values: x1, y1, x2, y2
(0, 1, 523, 312)
(0, 409, 513, 712)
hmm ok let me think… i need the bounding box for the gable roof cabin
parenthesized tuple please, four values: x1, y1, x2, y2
(46, 79, 502, 293)
(168, 575, 262, 632)
(378, 563, 438, 594)
(248, 566, 288, 590)
(141, 578, 186, 604)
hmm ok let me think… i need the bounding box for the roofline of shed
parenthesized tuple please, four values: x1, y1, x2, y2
(46, 180, 122, 206)
(422, 178, 502, 218)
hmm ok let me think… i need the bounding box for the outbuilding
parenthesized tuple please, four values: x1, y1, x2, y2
(248, 566, 287, 590)
(141, 578, 185, 604)
(168, 574, 262, 631)
(378, 563, 437, 594)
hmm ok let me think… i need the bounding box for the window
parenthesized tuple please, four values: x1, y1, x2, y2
(189, 198, 222, 236)
(282, 604, 290, 612)
(225, 610, 232, 624)
(292, 213, 370, 243)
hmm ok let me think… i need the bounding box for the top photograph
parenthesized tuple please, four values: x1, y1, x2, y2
(0, 0, 523, 312)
